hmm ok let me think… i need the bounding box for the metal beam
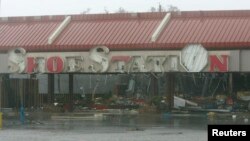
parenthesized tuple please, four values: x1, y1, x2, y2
(48, 16, 71, 44)
(151, 13, 171, 42)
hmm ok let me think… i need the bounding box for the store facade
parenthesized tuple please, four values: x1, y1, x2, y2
(0, 10, 250, 112)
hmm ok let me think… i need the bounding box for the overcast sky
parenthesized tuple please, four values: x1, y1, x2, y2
(1, 0, 250, 17)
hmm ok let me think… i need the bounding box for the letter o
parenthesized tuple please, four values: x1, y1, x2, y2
(47, 56, 64, 73)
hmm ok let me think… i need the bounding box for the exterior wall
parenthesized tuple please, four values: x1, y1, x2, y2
(0, 54, 8, 73)
(240, 50, 250, 72)
(229, 51, 240, 72)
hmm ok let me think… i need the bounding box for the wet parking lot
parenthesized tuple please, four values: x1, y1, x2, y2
(0, 112, 249, 141)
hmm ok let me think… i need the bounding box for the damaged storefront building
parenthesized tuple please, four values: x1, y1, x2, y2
(0, 10, 250, 113)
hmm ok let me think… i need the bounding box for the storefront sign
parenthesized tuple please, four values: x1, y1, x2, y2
(8, 45, 229, 74)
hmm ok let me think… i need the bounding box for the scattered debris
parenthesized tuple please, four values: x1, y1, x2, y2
(207, 112, 216, 117)
(237, 91, 250, 101)
(244, 118, 248, 123)
(174, 96, 198, 109)
(232, 115, 237, 120)
(156, 132, 183, 135)
(127, 127, 144, 131)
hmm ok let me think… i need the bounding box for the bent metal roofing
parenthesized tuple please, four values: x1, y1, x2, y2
(0, 10, 249, 52)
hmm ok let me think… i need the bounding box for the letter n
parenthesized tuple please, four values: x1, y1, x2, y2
(209, 55, 229, 72)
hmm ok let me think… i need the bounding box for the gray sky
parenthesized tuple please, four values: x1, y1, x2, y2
(1, 0, 250, 17)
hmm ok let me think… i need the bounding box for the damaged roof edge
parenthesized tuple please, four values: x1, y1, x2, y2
(1, 10, 250, 23)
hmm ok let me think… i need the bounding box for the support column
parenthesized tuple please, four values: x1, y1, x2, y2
(166, 73, 175, 111)
(201, 74, 209, 97)
(152, 74, 158, 96)
(48, 74, 54, 104)
(69, 74, 73, 112)
(0, 76, 2, 111)
(229, 73, 233, 95)
(5, 74, 14, 108)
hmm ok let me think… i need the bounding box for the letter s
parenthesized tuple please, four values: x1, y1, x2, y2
(242, 131, 247, 136)
(89, 46, 109, 72)
(8, 48, 26, 73)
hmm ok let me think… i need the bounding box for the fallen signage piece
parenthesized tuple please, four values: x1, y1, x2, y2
(174, 96, 198, 109)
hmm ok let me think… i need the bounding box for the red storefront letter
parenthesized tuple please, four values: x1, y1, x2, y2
(26, 57, 37, 73)
(209, 55, 229, 72)
(47, 56, 64, 73)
